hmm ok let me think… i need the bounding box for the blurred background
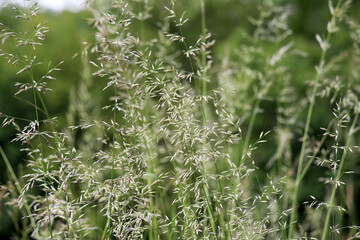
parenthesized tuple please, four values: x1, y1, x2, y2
(0, 0, 359, 238)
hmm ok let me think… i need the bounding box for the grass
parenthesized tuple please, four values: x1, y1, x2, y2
(288, 0, 347, 237)
(0, 0, 360, 239)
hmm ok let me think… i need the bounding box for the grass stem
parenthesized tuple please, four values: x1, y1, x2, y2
(289, 1, 344, 237)
(321, 112, 359, 240)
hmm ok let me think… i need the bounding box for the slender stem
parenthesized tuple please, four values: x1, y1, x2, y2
(13, 96, 47, 116)
(288, 43, 326, 239)
(201, 180, 217, 238)
(299, 120, 334, 182)
(238, 97, 261, 166)
(199, 1, 218, 237)
(35, 106, 54, 240)
(288, 1, 344, 237)
(157, 182, 172, 240)
(201, 0, 207, 97)
(215, 161, 232, 239)
(0, 146, 38, 234)
(140, 1, 145, 41)
(101, 86, 117, 240)
(201, 0, 208, 126)
(321, 112, 359, 240)
(31, 71, 53, 240)
(178, 26, 195, 74)
(0, 112, 32, 123)
(170, 1, 196, 77)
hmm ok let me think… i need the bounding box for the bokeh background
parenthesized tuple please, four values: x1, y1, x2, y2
(1, 0, 360, 238)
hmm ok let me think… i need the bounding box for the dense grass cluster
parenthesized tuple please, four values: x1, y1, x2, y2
(1, 0, 360, 239)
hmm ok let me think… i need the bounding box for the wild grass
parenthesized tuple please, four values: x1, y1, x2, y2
(0, 0, 360, 239)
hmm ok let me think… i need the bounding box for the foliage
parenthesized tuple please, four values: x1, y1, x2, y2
(0, 0, 360, 239)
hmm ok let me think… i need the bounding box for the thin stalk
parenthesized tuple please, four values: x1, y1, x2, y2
(203, 187, 217, 238)
(34, 92, 53, 239)
(138, 50, 159, 240)
(0, 146, 38, 235)
(199, 1, 218, 237)
(157, 183, 172, 240)
(101, 86, 117, 240)
(0, 112, 32, 123)
(140, 0, 146, 41)
(170, 2, 195, 77)
(13, 96, 47, 116)
(144, 142, 158, 240)
(288, 43, 327, 238)
(288, 1, 343, 237)
(237, 60, 273, 167)
(163, 139, 188, 239)
(29, 67, 54, 240)
(201, 0, 207, 99)
(201, 163, 217, 238)
(321, 112, 359, 240)
(274, 69, 284, 177)
(178, 26, 195, 75)
(214, 161, 232, 239)
(238, 97, 261, 166)
(299, 120, 334, 182)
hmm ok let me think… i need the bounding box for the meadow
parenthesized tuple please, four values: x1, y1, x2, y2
(0, 0, 359, 239)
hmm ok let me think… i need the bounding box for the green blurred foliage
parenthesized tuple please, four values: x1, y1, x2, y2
(0, 0, 359, 238)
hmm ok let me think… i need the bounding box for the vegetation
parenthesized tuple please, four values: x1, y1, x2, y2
(0, 0, 360, 239)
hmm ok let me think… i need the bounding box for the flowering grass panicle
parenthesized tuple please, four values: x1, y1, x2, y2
(0, 0, 360, 239)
